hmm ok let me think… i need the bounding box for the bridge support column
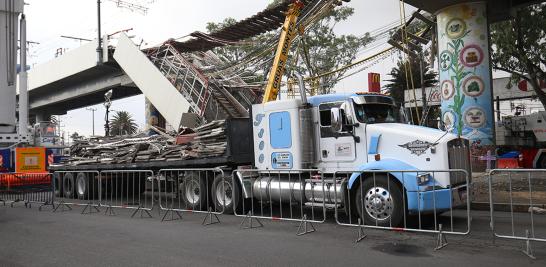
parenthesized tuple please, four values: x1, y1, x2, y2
(35, 113, 51, 123)
(437, 2, 495, 169)
(145, 98, 165, 134)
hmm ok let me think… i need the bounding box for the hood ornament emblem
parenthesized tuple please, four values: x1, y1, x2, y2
(398, 140, 433, 156)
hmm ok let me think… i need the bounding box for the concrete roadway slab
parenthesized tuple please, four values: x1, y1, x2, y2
(0, 206, 545, 267)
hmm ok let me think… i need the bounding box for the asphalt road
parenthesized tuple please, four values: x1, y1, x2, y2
(0, 205, 545, 267)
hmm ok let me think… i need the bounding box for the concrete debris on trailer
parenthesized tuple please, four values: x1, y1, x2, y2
(61, 120, 228, 166)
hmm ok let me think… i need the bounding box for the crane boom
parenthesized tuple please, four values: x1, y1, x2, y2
(262, 0, 304, 103)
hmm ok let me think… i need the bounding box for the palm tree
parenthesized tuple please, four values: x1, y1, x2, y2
(384, 54, 438, 126)
(384, 55, 437, 106)
(109, 111, 138, 136)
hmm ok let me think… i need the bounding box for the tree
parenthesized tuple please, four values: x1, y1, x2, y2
(206, 0, 373, 92)
(70, 132, 80, 141)
(384, 54, 438, 106)
(109, 111, 138, 136)
(490, 3, 546, 108)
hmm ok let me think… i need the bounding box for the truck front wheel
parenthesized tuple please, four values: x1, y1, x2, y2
(354, 174, 404, 227)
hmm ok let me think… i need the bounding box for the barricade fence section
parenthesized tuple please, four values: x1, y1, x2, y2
(100, 170, 154, 218)
(52, 171, 101, 213)
(233, 169, 327, 235)
(0, 172, 53, 209)
(488, 169, 546, 259)
(333, 169, 470, 248)
(157, 168, 224, 224)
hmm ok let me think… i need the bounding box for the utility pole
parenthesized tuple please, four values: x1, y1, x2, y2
(97, 0, 102, 64)
(86, 107, 97, 136)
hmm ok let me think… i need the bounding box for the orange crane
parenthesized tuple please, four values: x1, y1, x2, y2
(262, 0, 304, 103)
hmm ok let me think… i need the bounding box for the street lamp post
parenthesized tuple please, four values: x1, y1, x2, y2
(104, 90, 112, 136)
(86, 107, 97, 136)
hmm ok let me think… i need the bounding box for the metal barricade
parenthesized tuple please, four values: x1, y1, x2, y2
(233, 169, 327, 235)
(99, 170, 154, 218)
(333, 169, 470, 248)
(0, 172, 54, 210)
(488, 169, 546, 259)
(157, 168, 224, 225)
(52, 171, 101, 214)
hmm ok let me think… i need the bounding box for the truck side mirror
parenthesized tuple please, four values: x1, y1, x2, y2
(331, 107, 343, 132)
(340, 101, 355, 125)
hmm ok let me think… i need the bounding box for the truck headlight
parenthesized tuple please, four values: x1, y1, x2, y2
(417, 173, 431, 185)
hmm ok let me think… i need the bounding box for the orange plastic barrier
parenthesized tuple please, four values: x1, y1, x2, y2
(0, 173, 51, 188)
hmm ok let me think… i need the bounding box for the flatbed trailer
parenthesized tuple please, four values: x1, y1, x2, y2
(48, 118, 254, 173)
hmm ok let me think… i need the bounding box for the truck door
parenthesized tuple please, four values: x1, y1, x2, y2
(318, 102, 356, 162)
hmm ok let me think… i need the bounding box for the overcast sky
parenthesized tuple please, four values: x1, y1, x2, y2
(24, 0, 418, 139)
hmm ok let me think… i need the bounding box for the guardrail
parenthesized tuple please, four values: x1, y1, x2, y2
(233, 169, 327, 235)
(0, 172, 54, 210)
(52, 171, 100, 213)
(156, 168, 224, 225)
(333, 169, 470, 249)
(488, 169, 546, 259)
(100, 170, 154, 218)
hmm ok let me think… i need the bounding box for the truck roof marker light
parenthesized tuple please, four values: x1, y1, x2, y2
(374, 154, 381, 161)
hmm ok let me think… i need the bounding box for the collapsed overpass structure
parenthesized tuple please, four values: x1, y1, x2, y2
(27, 0, 324, 129)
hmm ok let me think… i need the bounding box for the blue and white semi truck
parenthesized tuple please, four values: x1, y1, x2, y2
(245, 90, 470, 226)
(52, 91, 470, 227)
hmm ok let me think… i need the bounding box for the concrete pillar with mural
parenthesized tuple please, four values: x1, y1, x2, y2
(145, 98, 166, 134)
(436, 2, 494, 165)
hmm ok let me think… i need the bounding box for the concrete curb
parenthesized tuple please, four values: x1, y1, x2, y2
(472, 202, 546, 213)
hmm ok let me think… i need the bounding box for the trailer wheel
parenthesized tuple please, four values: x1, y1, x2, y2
(53, 173, 63, 197)
(180, 172, 209, 211)
(76, 172, 96, 199)
(62, 173, 76, 199)
(354, 174, 404, 227)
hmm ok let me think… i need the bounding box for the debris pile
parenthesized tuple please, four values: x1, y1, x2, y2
(61, 120, 228, 166)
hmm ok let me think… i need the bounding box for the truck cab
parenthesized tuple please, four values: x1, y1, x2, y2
(250, 92, 470, 226)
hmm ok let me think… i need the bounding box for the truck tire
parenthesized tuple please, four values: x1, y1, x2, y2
(180, 172, 209, 211)
(212, 176, 234, 213)
(354, 174, 404, 227)
(76, 172, 96, 199)
(62, 173, 75, 199)
(211, 175, 251, 214)
(53, 173, 63, 197)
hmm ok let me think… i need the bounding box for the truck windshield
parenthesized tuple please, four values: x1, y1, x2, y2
(354, 103, 402, 124)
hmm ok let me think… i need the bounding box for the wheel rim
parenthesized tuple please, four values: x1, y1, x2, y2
(185, 180, 200, 204)
(363, 186, 394, 222)
(216, 181, 232, 207)
(77, 178, 86, 196)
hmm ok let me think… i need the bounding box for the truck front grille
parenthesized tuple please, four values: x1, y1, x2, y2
(447, 138, 471, 186)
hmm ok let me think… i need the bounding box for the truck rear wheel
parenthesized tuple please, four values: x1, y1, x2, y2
(212, 176, 234, 214)
(62, 173, 75, 199)
(180, 172, 209, 211)
(53, 173, 62, 197)
(354, 174, 404, 227)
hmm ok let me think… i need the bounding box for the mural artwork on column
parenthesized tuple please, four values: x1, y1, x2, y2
(437, 2, 494, 156)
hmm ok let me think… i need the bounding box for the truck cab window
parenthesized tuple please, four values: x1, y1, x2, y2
(354, 103, 402, 124)
(319, 102, 351, 138)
